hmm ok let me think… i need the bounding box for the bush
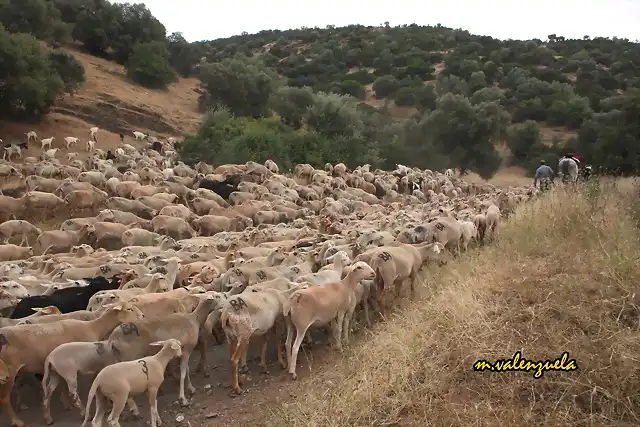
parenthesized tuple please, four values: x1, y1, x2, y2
(125, 41, 176, 89)
(394, 87, 417, 106)
(48, 49, 85, 93)
(0, 24, 68, 119)
(372, 75, 399, 98)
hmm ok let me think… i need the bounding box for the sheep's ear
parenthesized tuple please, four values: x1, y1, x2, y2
(106, 302, 124, 311)
(31, 307, 44, 313)
(431, 244, 441, 255)
(149, 340, 166, 347)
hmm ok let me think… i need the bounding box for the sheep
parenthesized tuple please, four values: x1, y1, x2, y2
(132, 131, 147, 140)
(10, 276, 119, 318)
(0, 220, 41, 246)
(121, 228, 164, 247)
(265, 159, 279, 174)
(284, 261, 376, 380)
(42, 340, 139, 424)
(40, 137, 55, 150)
(0, 244, 34, 261)
(89, 127, 99, 139)
(221, 284, 304, 394)
(0, 302, 143, 427)
(86, 139, 96, 152)
(107, 293, 224, 405)
(35, 224, 91, 255)
(81, 338, 181, 427)
(0, 194, 26, 220)
(64, 136, 79, 148)
(485, 204, 500, 240)
(26, 130, 38, 143)
(473, 213, 487, 244)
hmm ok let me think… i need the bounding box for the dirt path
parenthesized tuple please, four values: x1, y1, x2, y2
(14, 332, 338, 427)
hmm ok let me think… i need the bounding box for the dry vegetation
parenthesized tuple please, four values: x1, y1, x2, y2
(269, 180, 640, 427)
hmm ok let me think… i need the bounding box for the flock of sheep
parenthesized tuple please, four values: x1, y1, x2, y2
(0, 129, 535, 427)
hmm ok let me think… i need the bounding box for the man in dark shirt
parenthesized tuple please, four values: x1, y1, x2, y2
(534, 160, 554, 191)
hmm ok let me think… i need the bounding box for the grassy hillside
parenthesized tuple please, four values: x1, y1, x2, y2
(0, 48, 201, 159)
(269, 179, 640, 427)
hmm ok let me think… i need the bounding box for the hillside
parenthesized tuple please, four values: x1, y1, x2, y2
(1, 0, 639, 175)
(0, 48, 201, 158)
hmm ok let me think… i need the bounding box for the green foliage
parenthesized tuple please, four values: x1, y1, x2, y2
(125, 41, 176, 89)
(0, 24, 74, 119)
(167, 32, 200, 77)
(198, 55, 283, 118)
(48, 49, 85, 92)
(373, 75, 399, 98)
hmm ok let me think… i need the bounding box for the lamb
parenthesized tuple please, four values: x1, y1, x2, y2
(26, 130, 38, 143)
(42, 340, 136, 424)
(89, 127, 99, 140)
(0, 302, 143, 427)
(221, 284, 304, 393)
(40, 137, 55, 150)
(107, 293, 224, 405)
(81, 339, 182, 427)
(64, 136, 79, 148)
(132, 131, 147, 140)
(295, 251, 349, 286)
(86, 139, 96, 152)
(0, 244, 34, 261)
(284, 261, 376, 379)
(265, 159, 279, 174)
(459, 220, 478, 251)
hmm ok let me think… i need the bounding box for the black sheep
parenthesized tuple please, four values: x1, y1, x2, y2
(10, 276, 121, 318)
(197, 178, 239, 201)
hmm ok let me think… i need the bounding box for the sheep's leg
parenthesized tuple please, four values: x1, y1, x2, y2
(288, 325, 310, 380)
(177, 352, 192, 405)
(106, 393, 126, 427)
(284, 320, 294, 367)
(42, 369, 61, 425)
(194, 337, 208, 377)
(361, 300, 372, 327)
(274, 321, 287, 369)
(230, 338, 249, 395)
(1, 372, 24, 427)
(342, 309, 353, 345)
(333, 313, 345, 351)
(91, 392, 107, 427)
(66, 375, 84, 416)
(148, 388, 160, 427)
(258, 335, 269, 374)
(126, 398, 140, 418)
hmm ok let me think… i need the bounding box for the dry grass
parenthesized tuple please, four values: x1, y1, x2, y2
(270, 178, 640, 427)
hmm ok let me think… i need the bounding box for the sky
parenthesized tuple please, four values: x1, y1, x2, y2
(116, 0, 640, 43)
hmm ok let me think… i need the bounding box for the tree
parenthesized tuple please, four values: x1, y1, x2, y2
(0, 24, 65, 119)
(125, 41, 176, 89)
(48, 49, 85, 93)
(167, 32, 200, 77)
(110, 2, 167, 64)
(198, 55, 283, 117)
(506, 120, 542, 162)
(372, 75, 399, 98)
(269, 85, 314, 129)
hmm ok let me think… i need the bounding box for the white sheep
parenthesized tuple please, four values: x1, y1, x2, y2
(41, 340, 137, 424)
(86, 140, 96, 152)
(132, 131, 147, 140)
(89, 127, 99, 139)
(64, 136, 79, 148)
(42, 148, 59, 159)
(80, 339, 182, 427)
(26, 131, 38, 143)
(40, 137, 55, 151)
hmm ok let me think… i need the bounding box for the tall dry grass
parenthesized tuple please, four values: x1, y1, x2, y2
(270, 179, 640, 427)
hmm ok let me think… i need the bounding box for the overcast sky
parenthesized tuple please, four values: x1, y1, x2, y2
(116, 0, 640, 43)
